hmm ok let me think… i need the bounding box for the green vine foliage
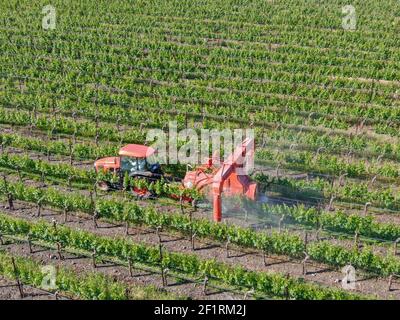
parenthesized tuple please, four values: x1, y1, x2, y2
(0, 179, 399, 279)
(0, 213, 365, 300)
(262, 203, 400, 242)
(0, 250, 175, 300)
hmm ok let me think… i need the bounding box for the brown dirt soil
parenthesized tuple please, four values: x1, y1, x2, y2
(0, 235, 245, 301)
(0, 276, 68, 300)
(2, 199, 400, 300)
(2, 129, 400, 299)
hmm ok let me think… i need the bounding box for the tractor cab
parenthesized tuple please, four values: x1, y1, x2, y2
(94, 144, 162, 191)
(118, 144, 161, 176)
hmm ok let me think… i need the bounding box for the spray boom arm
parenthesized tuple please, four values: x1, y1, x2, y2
(211, 137, 256, 222)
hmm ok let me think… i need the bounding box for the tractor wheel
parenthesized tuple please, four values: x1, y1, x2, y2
(131, 187, 156, 200)
(97, 181, 110, 192)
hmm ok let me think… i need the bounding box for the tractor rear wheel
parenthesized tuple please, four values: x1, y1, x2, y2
(97, 181, 110, 192)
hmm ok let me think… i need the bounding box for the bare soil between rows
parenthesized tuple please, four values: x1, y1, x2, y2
(0, 276, 68, 300)
(1, 199, 400, 300)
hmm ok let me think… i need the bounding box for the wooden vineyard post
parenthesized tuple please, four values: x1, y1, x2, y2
(16, 166, 22, 183)
(179, 196, 184, 215)
(128, 258, 134, 277)
(275, 163, 281, 178)
(116, 116, 121, 135)
(125, 288, 131, 300)
(7, 189, 14, 211)
(393, 238, 400, 256)
(156, 226, 162, 244)
(354, 232, 360, 251)
(90, 190, 95, 207)
(158, 243, 168, 287)
(202, 276, 208, 296)
(95, 113, 100, 146)
(49, 122, 55, 141)
(73, 128, 77, 146)
(316, 224, 322, 241)
(27, 234, 33, 254)
(278, 214, 285, 233)
(162, 268, 169, 287)
(95, 132, 100, 146)
(68, 138, 73, 166)
(3, 175, 14, 211)
(89, 191, 96, 225)
(388, 274, 394, 291)
(37, 196, 44, 217)
(304, 231, 308, 250)
(11, 257, 24, 298)
(57, 242, 64, 260)
(188, 210, 193, 245)
(261, 127, 267, 148)
(93, 181, 98, 197)
(191, 231, 197, 251)
(125, 221, 130, 236)
(338, 173, 347, 187)
(225, 236, 231, 258)
(67, 175, 73, 190)
(302, 252, 309, 276)
(263, 249, 268, 267)
(29, 107, 34, 133)
(93, 210, 99, 228)
(40, 169, 46, 187)
(63, 206, 69, 223)
(92, 249, 97, 268)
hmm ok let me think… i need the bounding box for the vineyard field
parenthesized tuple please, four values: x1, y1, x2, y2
(1, 0, 400, 303)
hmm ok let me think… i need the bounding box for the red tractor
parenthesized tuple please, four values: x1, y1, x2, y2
(94, 139, 257, 222)
(94, 144, 163, 197)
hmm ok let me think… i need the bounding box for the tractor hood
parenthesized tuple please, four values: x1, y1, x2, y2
(94, 157, 120, 171)
(119, 144, 156, 158)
